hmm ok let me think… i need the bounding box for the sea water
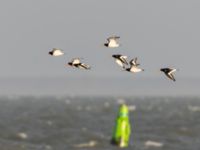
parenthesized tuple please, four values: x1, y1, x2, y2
(0, 96, 199, 150)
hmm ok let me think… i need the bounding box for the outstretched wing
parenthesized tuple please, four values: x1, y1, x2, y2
(107, 36, 120, 41)
(79, 63, 91, 70)
(165, 72, 176, 81)
(129, 59, 135, 65)
(129, 57, 140, 66)
(120, 56, 128, 65)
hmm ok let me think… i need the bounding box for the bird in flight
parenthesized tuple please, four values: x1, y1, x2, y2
(49, 48, 64, 56)
(104, 36, 120, 48)
(67, 58, 91, 70)
(126, 65, 144, 73)
(160, 68, 177, 81)
(126, 57, 144, 73)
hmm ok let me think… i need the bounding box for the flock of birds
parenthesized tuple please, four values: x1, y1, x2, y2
(48, 36, 177, 82)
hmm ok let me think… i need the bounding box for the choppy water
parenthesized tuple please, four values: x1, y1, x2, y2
(0, 96, 199, 150)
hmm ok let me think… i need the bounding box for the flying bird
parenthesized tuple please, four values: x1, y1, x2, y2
(126, 57, 144, 73)
(160, 68, 177, 81)
(104, 36, 120, 48)
(49, 48, 64, 56)
(126, 65, 144, 73)
(112, 54, 128, 69)
(67, 58, 91, 70)
(68, 58, 81, 66)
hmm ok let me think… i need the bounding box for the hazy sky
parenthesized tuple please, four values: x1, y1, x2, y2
(0, 1, 200, 96)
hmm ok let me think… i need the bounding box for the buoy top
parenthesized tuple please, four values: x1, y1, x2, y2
(118, 104, 129, 117)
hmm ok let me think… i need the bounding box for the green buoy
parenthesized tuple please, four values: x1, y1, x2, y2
(111, 104, 131, 148)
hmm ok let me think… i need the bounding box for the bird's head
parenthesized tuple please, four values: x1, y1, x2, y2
(161, 68, 170, 72)
(160, 68, 165, 72)
(68, 62, 73, 66)
(104, 43, 108, 47)
(112, 54, 117, 58)
(125, 68, 130, 72)
(48, 51, 53, 55)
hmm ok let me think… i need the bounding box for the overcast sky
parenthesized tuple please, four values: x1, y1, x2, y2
(0, 1, 199, 96)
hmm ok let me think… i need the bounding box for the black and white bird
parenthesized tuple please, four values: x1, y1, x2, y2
(112, 54, 128, 69)
(49, 48, 64, 56)
(160, 68, 177, 81)
(104, 36, 120, 48)
(129, 57, 140, 67)
(126, 65, 144, 73)
(68, 58, 91, 70)
(126, 57, 144, 73)
(68, 58, 81, 66)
